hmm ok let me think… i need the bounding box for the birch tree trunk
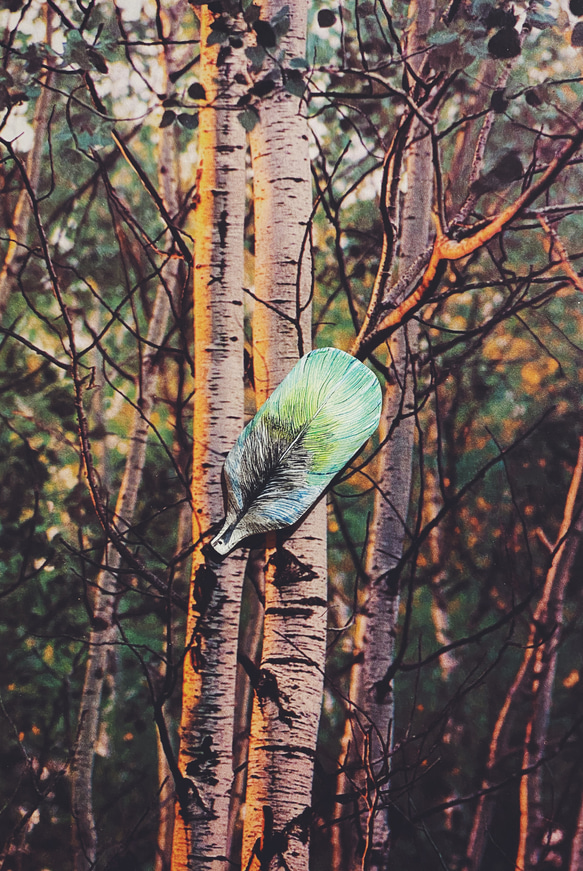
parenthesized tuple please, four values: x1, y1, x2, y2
(0, 6, 54, 320)
(156, 499, 193, 871)
(240, 2, 328, 867)
(464, 438, 583, 871)
(170, 8, 248, 870)
(70, 7, 187, 868)
(516, 438, 583, 870)
(333, 4, 435, 869)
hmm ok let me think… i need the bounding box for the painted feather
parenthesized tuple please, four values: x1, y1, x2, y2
(210, 347, 382, 557)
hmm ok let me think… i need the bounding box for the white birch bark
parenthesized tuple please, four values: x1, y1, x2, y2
(0, 6, 54, 320)
(70, 6, 188, 868)
(333, 5, 435, 868)
(240, 2, 328, 868)
(170, 8, 248, 871)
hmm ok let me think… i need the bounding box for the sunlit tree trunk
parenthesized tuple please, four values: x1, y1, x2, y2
(170, 8, 247, 870)
(240, 2, 328, 868)
(70, 6, 187, 868)
(0, 6, 54, 320)
(464, 438, 583, 871)
(333, 4, 435, 869)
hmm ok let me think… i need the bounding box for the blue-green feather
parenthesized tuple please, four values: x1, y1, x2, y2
(211, 347, 382, 556)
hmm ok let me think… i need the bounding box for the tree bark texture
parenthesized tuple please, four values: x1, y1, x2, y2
(464, 437, 583, 871)
(70, 6, 187, 868)
(241, 2, 328, 868)
(516, 437, 583, 870)
(333, 4, 436, 868)
(0, 6, 54, 320)
(171, 8, 247, 871)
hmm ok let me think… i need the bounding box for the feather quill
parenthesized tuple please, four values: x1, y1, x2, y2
(210, 347, 382, 556)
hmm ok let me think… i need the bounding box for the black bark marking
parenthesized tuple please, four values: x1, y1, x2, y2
(268, 547, 317, 587)
(255, 667, 296, 725)
(193, 563, 217, 618)
(218, 208, 228, 248)
(265, 605, 314, 619)
(381, 564, 402, 597)
(246, 805, 312, 870)
(175, 775, 216, 822)
(91, 616, 109, 631)
(256, 744, 315, 758)
(184, 734, 219, 786)
(238, 649, 262, 687)
(254, 806, 289, 871)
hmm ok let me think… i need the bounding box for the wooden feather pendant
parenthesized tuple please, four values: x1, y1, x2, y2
(210, 347, 382, 556)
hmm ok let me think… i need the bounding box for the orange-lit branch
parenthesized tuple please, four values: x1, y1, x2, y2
(359, 127, 583, 358)
(538, 214, 583, 294)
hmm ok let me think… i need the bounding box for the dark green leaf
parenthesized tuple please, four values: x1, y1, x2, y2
(318, 9, 336, 27)
(253, 20, 277, 48)
(25, 45, 43, 74)
(525, 87, 543, 108)
(207, 28, 229, 45)
(485, 8, 516, 28)
(160, 109, 176, 128)
(528, 11, 556, 29)
(210, 16, 229, 32)
(289, 56, 309, 69)
(490, 88, 508, 112)
(270, 4, 289, 25)
(177, 112, 199, 129)
(87, 48, 109, 74)
(250, 77, 276, 97)
(238, 106, 260, 131)
(245, 44, 266, 70)
(243, 3, 261, 25)
(428, 30, 459, 45)
(357, 1, 374, 16)
(572, 22, 583, 46)
(488, 27, 521, 59)
(188, 82, 206, 100)
(284, 69, 306, 97)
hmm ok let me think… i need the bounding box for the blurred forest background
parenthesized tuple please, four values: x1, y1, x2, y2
(1, 0, 583, 869)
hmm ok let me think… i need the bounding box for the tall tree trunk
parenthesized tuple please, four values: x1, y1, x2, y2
(70, 6, 187, 868)
(240, 2, 328, 868)
(516, 437, 583, 870)
(570, 777, 583, 871)
(226, 551, 265, 865)
(0, 6, 54, 320)
(464, 438, 583, 871)
(333, 4, 435, 869)
(170, 8, 248, 871)
(156, 499, 193, 871)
